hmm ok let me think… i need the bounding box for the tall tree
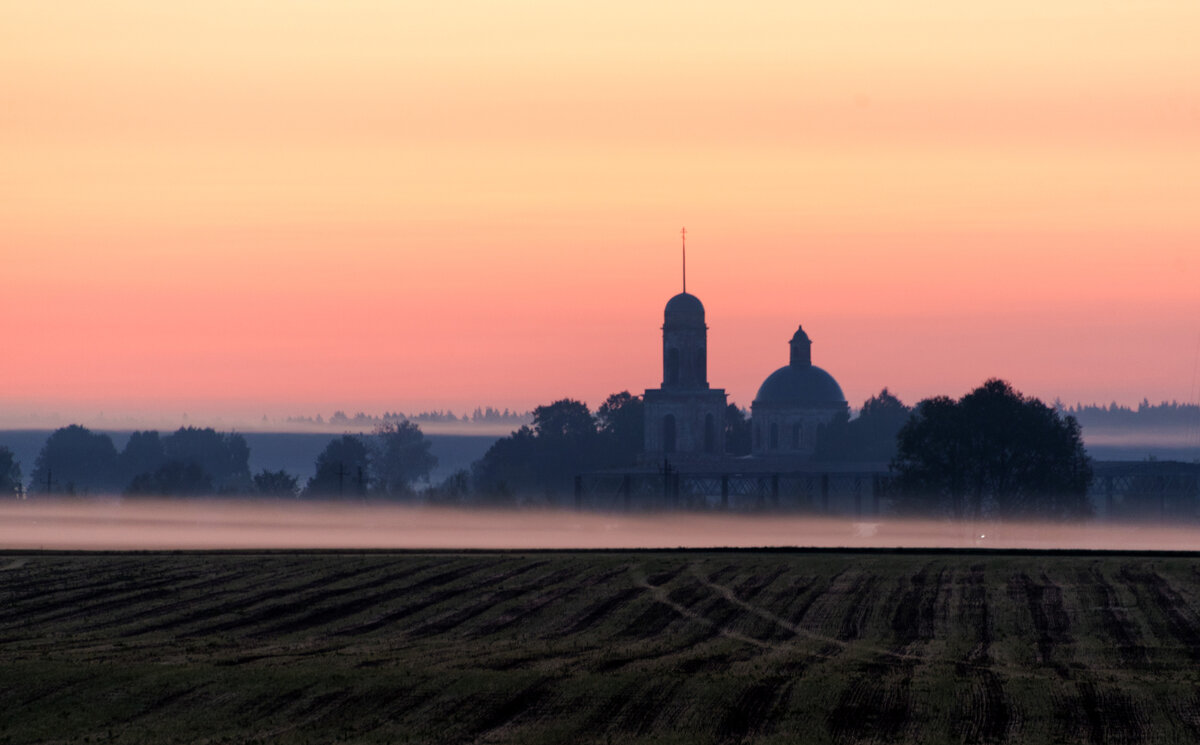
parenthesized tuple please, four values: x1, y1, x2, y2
(305, 435, 371, 498)
(473, 398, 600, 499)
(471, 425, 538, 503)
(0, 447, 22, 498)
(29, 425, 120, 495)
(815, 388, 912, 462)
(117, 431, 166, 487)
(596, 391, 644, 466)
(370, 420, 437, 498)
(892, 379, 1093, 519)
(161, 427, 251, 493)
(724, 404, 752, 456)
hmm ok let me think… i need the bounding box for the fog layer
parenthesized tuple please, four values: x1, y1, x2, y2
(1, 500, 1197, 552)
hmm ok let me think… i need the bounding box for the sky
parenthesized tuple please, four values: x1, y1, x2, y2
(3, 1, 1199, 428)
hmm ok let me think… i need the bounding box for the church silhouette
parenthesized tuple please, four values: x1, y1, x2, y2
(641, 235, 847, 469)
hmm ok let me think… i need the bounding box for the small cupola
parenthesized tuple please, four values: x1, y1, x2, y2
(789, 326, 812, 367)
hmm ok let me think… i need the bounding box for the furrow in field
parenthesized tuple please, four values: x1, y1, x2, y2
(117, 561, 378, 636)
(255, 559, 534, 637)
(379, 563, 564, 639)
(1009, 572, 1073, 673)
(1119, 565, 1200, 661)
(826, 660, 915, 743)
(1077, 564, 1149, 668)
(618, 572, 712, 639)
(471, 565, 629, 637)
(558, 585, 646, 636)
(715, 675, 798, 742)
(184, 559, 487, 637)
(18, 564, 266, 631)
(583, 678, 685, 737)
(335, 560, 551, 637)
(0, 561, 209, 626)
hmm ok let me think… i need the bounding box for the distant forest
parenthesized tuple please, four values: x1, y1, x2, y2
(1064, 400, 1200, 428)
(285, 406, 532, 427)
(277, 400, 1200, 430)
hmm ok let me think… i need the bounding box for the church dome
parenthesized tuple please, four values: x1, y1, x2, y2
(753, 324, 846, 407)
(754, 364, 846, 407)
(663, 292, 705, 328)
(664, 292, 704, 315)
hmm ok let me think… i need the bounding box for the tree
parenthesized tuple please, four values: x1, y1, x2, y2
(161, 427, 251, 493)
(533, 398, 595, 441)
(0, 447, 22, 498)
(473, 398, 601, 499)
(305, 435, 371, 498)
(117, 431, 166, 487)
(815, 388, 912, 462)
(596, 391, 644, 465)
(426, 469, 471, 505)
(253, 469, 300, 498)
(892, 379, 1093, 520)
(29, 425, 120, 495)
(126, 461, 213, 497)
(370, 421, 437, 498)
(724, 404, 752, 456)
(471, 425, 537, 503)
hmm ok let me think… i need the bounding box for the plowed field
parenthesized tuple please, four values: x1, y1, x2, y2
(4, 551, 1200, 744)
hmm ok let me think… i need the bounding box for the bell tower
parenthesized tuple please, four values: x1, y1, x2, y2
(662, 293, 708, 389)
(642, 229, 726, 464)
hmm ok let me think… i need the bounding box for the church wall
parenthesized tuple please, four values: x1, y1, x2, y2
(750, 404, 844, 458)
(644, 389, 726, 460)
(662, 328, 708, 389)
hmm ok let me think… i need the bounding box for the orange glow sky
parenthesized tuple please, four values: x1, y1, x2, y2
(3, 2, 1199, 427)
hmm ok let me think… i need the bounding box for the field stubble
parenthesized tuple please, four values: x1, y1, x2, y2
(3, 551, 1200, 743)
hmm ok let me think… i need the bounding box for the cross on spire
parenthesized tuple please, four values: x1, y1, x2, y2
(680, 227, 687, 293)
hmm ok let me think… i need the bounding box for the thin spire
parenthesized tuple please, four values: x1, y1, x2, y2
(680, 226, 687, 293)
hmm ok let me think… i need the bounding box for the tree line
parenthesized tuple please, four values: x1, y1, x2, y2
(2, 421, 437, 499)
(1063, 400, 1200, 428)
(0, 380, 1097, 519)
(284, 407, 531, 428)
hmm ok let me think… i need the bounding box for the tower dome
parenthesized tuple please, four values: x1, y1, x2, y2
(663, 292, 705, 328)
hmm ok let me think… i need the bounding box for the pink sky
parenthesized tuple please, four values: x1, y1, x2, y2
(3, 2, 1199, 428)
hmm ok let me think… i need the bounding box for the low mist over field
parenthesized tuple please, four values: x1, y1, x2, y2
(4, 499, 1200, 552)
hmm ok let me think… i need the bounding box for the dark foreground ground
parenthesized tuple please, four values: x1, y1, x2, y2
(4, 550, 1200, 744)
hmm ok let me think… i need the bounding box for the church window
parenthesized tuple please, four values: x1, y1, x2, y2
(663, 415, 677, 454)
(755, 425, 761, 449)
(696, 349, 706, 385)
(666, 348, 680, 385)
(769, 423, 778, 450)
(704, 414, 715, 453)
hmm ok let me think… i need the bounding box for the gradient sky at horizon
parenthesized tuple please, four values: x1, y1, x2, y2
(3, 1, 1199, 426)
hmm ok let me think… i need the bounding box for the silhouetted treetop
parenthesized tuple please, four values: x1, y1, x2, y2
(892, 379, 1092, 520)
(305, 435, 371, 499)
(814, 388, 912, 463)
(371, 420, 437, 498)
(161, 427, 251, 493)
(29, 425, 120, 495)
(596, 392, 644, 466)
(533, 399, 596, 441)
